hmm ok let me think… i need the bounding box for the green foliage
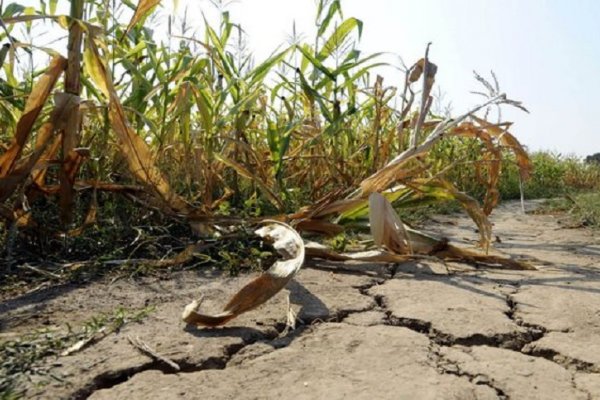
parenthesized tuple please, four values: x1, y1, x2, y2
(428, 138, 600, 201)
(539, 193, 600, 229)
(501, 152, 600, 199)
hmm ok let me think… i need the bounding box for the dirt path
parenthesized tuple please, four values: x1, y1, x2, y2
(2, 201, 600, 399)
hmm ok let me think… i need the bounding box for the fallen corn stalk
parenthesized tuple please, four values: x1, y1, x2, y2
(182, 220, 305, 327)
(305, 193, 536, 271)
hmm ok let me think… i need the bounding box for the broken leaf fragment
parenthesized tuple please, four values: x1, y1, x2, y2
(182, 220, 305, 327)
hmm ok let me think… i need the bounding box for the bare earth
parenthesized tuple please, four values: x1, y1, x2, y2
(2, 200, 600, 399)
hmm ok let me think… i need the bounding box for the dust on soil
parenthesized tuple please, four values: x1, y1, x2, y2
(1, 200, 600, 399)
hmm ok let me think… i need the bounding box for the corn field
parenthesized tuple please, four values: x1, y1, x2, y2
(0, 0, 534, 272)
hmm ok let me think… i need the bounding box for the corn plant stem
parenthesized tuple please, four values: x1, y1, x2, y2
(410, 42, 432, 149)
(371, 75, 382, 172)
(59, 0, 84, 225)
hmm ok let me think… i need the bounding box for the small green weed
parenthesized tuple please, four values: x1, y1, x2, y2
(0, 306, 154, 396)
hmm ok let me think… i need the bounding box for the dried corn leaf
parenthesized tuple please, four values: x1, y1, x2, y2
(31, 131, 62, 188)
(449, 122, 501, 215)
(369, 192, 412, 254)
(305, 241, 411, 263)
(0, 56, 66, 177)
(124, 0, 161, 39)
(408, 57, 437, 89)
(369, 194, 535, 270)
(182, 221, 305, 327)
(0, 92, 73, 202)
(471, 115, 532, 180)
(294, 219, 344, 236)
(435, 244, 536, 270)
(86, 37, 189, 214)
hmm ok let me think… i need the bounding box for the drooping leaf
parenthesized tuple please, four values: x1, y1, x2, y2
(471, 115, 532, 180)
(85, 37, 189, 214)
(0, 56, 66, 177)
(0, 91, 73, 202)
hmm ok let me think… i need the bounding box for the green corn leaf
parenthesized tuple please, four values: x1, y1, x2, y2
(318, 17, 363, 61)
(317, 0, 342, 36)
(297, 44, 335, 81)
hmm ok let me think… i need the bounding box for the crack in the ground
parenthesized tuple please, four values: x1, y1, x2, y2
(368, 284, 545, 352)
(571, 374, 594, 400)
(521, 346, 600, 374)
(78, 279, 383, 398)
(505, 290, 599, 374)
(429, 343, 509, 400)
(384, 313, 542, 350)
(72, 329, 283, 399)
(359, 277, 600, 379)
(76, 263, 599, 398)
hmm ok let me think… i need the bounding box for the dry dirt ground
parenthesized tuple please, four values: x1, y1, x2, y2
(2, 200, 600, 399)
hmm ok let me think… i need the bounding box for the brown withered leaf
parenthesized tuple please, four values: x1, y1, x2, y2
(408, 58, 438, 86)
(0, 92, 74, 202)
(124, 0, 161, 39)
(471, 115, 532, 180)
(0, 56, 66, 177)
(368, 194, 534, 270)
(31, 132, 62, 188)
(294, 218, 344, 236)
(182, 221, 305, 327)
(449, 122, 501, 215)
(86, 37, 189, 214)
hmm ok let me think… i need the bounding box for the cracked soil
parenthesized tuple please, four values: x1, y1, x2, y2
(2, 200, 600, 399)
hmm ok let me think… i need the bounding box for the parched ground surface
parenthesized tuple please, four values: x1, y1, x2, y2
(1, 201, 600, 399)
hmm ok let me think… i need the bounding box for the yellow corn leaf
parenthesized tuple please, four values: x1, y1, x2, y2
(0, 56, 66, 177)
(85, 37, 189, 213)
(83, 46, 109, 97)
(0, 91, 74, 202)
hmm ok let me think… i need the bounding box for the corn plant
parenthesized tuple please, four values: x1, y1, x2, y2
(0, 0, 538, 261)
